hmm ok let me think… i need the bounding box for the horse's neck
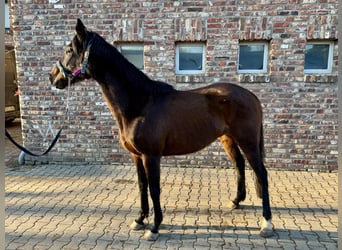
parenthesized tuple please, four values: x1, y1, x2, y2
(98, 76, 147, 127)
(90, 39, 151, 124)
(97, 87, 122, 143)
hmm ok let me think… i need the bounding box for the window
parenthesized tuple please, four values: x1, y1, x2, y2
(5, 1, 10, 29)
(238, 42, 268, 73)
(118, 44, 144, 70)
(176, 43, 206, 74)
(304, 41, 333, 74)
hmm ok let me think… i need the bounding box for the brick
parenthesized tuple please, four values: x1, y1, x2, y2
(7, 0, 338, 171)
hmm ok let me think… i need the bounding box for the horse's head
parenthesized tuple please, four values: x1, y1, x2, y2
(49, 19, 93, 89)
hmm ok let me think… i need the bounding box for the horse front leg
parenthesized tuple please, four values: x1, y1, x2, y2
(130, 155, 149, 231)
(142, 155, 163, 241)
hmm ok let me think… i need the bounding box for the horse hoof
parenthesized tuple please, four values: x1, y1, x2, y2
(260, 219, 274, 238)
(143, 230, 159, 241)
(227, 200, 239, 209)
(130, 221, 145, 231)
(260, 227, 274, 238)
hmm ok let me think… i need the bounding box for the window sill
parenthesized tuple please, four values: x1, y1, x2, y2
(175, 75, 206, 83)
(238, 74, 270, 83)
(304, 74, 337, 83)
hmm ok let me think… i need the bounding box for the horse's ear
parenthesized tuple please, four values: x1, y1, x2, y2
(75, 19, 87, 42)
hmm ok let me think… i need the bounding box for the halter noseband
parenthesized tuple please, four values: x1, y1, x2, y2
(56, 38, 93, 80)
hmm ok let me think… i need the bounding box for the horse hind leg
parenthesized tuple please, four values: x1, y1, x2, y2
(242, 147, 274, 237)
(254, 170, 263, 199)
(219, 135, 246, 209)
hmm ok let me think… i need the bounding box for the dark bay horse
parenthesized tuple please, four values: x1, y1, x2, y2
(49, 19, 273, 240)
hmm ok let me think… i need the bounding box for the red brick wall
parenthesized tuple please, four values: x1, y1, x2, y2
(9, 0, 338, 171)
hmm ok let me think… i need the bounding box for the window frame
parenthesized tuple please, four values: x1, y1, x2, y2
(117, 44, 144, 71)
(304, 41, 334, 74)
(238, 42, 269, 74)
(175, 43, 206, 75)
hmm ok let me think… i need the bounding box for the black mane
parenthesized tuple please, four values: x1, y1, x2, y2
(88, 32, 174, 96)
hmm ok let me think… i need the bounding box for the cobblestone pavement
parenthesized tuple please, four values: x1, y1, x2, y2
(5, 121, 338, 249)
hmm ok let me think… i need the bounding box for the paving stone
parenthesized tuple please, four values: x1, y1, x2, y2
(5, 153, 338, 249)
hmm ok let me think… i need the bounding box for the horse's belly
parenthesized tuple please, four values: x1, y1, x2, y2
(162, 142, 214, 156)
(162, 128, 223, 156)
(161, 112, 229, 156)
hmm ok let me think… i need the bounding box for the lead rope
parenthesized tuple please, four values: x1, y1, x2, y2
(5, 78, 72, 158)
(65, 77, 71, 118)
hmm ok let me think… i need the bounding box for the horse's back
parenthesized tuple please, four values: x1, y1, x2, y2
(190, 82, 262, 118)
(192, 82, 260, 102)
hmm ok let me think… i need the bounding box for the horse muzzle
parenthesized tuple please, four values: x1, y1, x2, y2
(49, 63, 71, 89)
(53, 79, 69, 89)
(49, 72, 68, 89)
(49, 61, 88, 89)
